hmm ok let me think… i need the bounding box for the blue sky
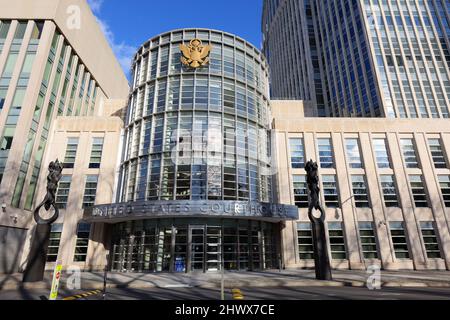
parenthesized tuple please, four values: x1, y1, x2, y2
(87, 0, 263, 76)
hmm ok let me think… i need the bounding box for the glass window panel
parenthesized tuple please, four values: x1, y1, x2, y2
(293, 175, 308, 208)
(389, 222, 410, 259)
(289, 138, 305, 169)
(318, 138, 334, 168)
(345, 138, 363, 168)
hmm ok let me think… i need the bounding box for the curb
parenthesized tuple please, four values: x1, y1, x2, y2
(2, 280, 450, 291)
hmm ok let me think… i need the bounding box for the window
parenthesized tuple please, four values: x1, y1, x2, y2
(400, 139, 419, 168)
(352, 175, 370, 208)
(438, 176, 450, 207)
(345, 138, 363, 168)
(389, 222, 410, 259)
(0, 21, 11, 40)
(420, 222, 441, 259)
(328, 222, 347, 260)
(293, 175, 308, 208)
(322, 175, 339, 208)
(82, 175, 98, 208)
(318, 138, 334, 168)
(74, 223, 91, 262)
(373, 139, 391, 168)
(0, 87, 7, 110)
(380, 175, 399, 207)
(2, 52, 18, 79)
(89, 137, 104, 169)
(55, 175, 71, 209)
(297, 223, 314, 260)
(63, 138, 79, 169)
(289, 138, 305, 169)
(13, 21, 27, 40)
(358, 222, 379, 259)
(20, 52, 36, 79)
(428, 139, 447, 169)
(409, 175, 429, 207)
(47, 224, 63, 262)
(30, 21, 44, 40)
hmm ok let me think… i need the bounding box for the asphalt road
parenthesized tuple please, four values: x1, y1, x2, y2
(1, 286, 450, 300)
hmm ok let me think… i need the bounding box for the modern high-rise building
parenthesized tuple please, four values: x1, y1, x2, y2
(262, 0, 450, 118)
(262, 0, 450, 272)
(0, 0, 129, 274)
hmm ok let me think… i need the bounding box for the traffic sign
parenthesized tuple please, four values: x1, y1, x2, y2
(49, 261, 63, 300)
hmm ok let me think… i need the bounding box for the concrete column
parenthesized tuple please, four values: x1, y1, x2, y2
(415, 133, 450, 270)
(388, 133, 425, 270)
(275, 131, 297, 267)
(86, 222, 109, 271)
(333, 133, 363, 269)
(360, 133, 393, 268)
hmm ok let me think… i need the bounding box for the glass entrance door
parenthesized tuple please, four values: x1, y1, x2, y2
(190, 226, 205, 272)
(111, 219, 279, 273)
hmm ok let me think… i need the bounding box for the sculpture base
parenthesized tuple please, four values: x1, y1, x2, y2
(22, 224, 51, 283)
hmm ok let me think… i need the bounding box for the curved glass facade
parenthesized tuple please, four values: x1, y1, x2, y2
(119, 29, 272, 203)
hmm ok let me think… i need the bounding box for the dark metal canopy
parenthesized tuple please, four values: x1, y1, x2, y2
(83, 200, 299, 224)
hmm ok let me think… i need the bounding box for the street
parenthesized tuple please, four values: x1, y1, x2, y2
(1, 286, 450, 300)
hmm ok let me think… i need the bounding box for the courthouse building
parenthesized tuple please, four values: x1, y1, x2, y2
(0, 0, 449, 275)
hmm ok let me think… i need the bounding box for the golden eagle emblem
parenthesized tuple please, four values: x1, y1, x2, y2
(180, 39, 212, 69)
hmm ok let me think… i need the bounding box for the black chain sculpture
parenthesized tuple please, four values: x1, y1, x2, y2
(34, 160, 63, 224)
(305, 160, 332, 280)
(23, 160, 63, 283)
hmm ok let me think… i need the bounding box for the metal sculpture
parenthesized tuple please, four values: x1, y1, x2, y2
(180, 39, 212, 68)
(305, 160, 332, 280)
(23, 160, 63, 283)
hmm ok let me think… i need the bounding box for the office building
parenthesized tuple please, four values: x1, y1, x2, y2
(0, 0, 129, 274)
(262, 0, 450, 118)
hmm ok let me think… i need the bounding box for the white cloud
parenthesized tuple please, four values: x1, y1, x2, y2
(87, 0, 104, 14)
(87, 0, 135, 77)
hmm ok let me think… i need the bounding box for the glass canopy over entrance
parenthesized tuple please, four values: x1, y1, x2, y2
(111, 218, 279, 273)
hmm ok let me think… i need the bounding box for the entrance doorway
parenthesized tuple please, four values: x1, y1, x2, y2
(111, 219, 278, 273)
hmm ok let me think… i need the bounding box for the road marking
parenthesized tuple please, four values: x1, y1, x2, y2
(63, 289, 102, 300)
(163, 284, 193, 288)
(232, 288, 244, 300)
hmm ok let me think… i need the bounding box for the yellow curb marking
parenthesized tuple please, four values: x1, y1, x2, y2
(63, 289, 102, 300)
(232, 288, 244, 300)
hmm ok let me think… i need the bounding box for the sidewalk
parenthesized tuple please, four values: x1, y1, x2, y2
(1, 269, 450, 291)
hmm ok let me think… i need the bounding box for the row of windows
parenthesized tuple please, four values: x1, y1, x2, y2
(133, 43, 268, 91)
(128, 76, 271, 127)
(297, 221, 442, 261)
(289, 136, 449, 170)
(1, 23, 100, 210)
(293, 173, 450, 209)
(47, 223, 90, 262)
(55, 175, 99, 209)
(63, 137, 104, 169)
